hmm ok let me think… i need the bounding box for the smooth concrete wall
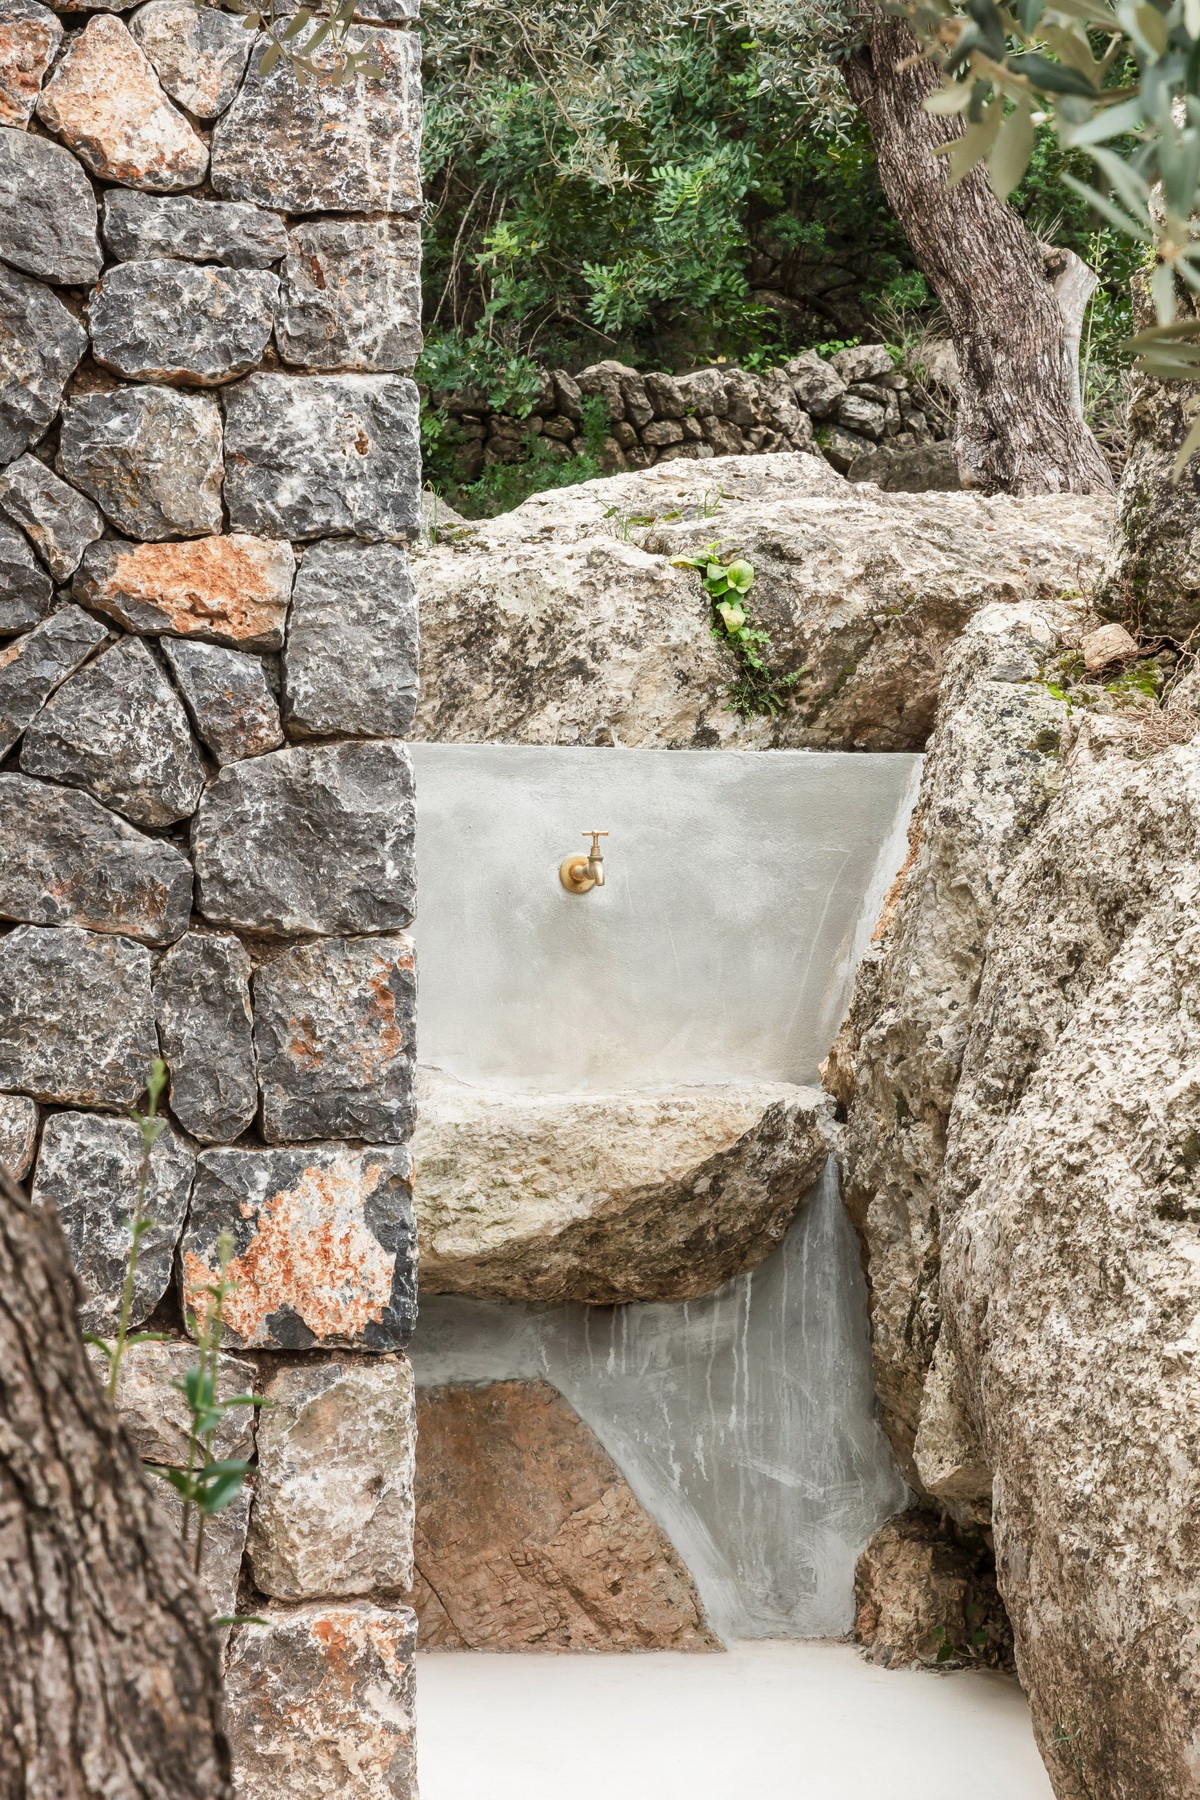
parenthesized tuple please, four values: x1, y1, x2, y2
(410, 745, 922, 1092)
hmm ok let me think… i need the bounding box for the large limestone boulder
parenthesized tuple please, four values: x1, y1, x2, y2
(413, 453, 1112, 752)
(406, 1380, 719, 1651)
(413, 1067, 828, 1304)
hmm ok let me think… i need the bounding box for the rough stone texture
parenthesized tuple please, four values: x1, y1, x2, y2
(283, 539, 418, 739)
(154, 930, 257, 1144)
(128, 0, 251, 119)
(153, 1485, 250, 1627)
(0, 263, 86, 463)
(86, 1337, 256, 1465)
(88, 260, 278, 385)
(847, 440, 963, 494)
(277, 220, 421, 373)
(255, 935, 414, 1147)
(0, 452, 104, 579)
(21, 633, 205, 827)
(249, 1358, 415, 1599)
(59, 386, 224, 540)
(0, 521, 52, 632)
(833, 344, 894, 384)
(0, 923, 156, 1107)
(0, 125, 101, 285)
(787, 349, 845, 418)
(192, 740, 416, 937)
(0, 1, 62, 129)
(162, 636, 283, 763)
(210, 26, 421, 216)
(413, 454, 1112, 752)
(0, 602, 107, 758)
(75, 534, 294, 650)
(407, 1381, 719, 1651)
(35, 15, 208, 192)
(102, 188, 288, 269)
(0, 770, 192, 943)
(222, 373, 420, 543)
(182, 1143, 417, 1351)
(0, 1090, 36, 1178)
(224, 1602, 417, 1800)
(415, 1068, 828, 1304)
(31, 1110, 193, 1331)
(853, 1510, 1012, 1669)
(823, 602, 1076, 1480)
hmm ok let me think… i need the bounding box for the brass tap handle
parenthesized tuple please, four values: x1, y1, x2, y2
(561, 831, 609, 894)
(583, 831, 609, 855)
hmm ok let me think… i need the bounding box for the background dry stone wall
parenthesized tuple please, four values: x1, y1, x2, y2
(0, 3, 422, 1793)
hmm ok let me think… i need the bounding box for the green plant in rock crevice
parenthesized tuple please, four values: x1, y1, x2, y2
(670, 542, 807, 716)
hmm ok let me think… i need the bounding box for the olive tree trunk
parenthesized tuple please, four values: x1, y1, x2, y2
(844, 17, 1114, 496)
(0, 1167, 231, 1800)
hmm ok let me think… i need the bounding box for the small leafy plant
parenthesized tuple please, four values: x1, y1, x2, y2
(670, 543, 806, 716)
(86, 1059, 170, 1399)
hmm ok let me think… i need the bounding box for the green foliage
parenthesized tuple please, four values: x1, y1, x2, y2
(670, 543, 806, 714)
(85, 1059, 170, 1401)
(425, 395, 612, 518)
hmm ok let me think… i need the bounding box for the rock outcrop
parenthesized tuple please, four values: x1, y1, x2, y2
(414, 1067, 828, 1304)
(413, 455, 1111, 752)
(853, 1510, 1012, 1670)
(406, 1380, 719, 1651)
(827, 593, 1200, 1797)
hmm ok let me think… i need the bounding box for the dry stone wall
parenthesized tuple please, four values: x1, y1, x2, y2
(0, 5, 422, 1794)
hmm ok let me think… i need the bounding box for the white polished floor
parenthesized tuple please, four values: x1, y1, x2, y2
(416, 1641, 1054, 1800)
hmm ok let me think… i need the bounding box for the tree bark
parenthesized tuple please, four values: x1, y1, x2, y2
(844, 17, 1114, 496)
(0, 1167, 231, 1800)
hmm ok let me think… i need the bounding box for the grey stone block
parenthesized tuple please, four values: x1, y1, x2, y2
(0, 124, 101, 284)
(222, 372, 420, 542)
(153, 1483, 249, 1630)
(283, 539, 417, 739)
(837, 392, 886, 441)
(0, 263, 87, 463)
(0, 923, 157, 1108)
(254, 934, 415, 1146)
(248, 1358, 415, 1599)
(192, 739, 415, 937)
(0, 602, 107, 758)
(154, 929, 257, 1145)
(102, 189, 287, 269)
(0, 1091, 36, 1179)
(183, 1143, 417, 1351)
(128, 0, 251, 119)
(162, 636, 283, 763)
(0, 452, 104, 580)
(0, 521, 53, 633)
(74, 534, 295, 652)
(87, 1336, 257, 1465)
(210, 25, 421, 215)
(32, 1109, 193, 1332)
(786, 350, 845, 419)
(88, 260, 279, 386)
(277, 218, 422, 373)
(0, 771, 192, 943)
(58, 385, 224, 540)
(0, 2, 62, 131)
(20, 634, 206, 827)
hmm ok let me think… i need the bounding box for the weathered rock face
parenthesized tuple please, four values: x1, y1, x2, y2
(162, 636, 283, 762)
(75, 533, 295, 649)
(128, 0, 251, 120)
(254, 935, 415, 1146)
(183, 1143, 417, 1350)
(0, 922, 157, 1107)
(224, 1602, 417, 1800)
(102, 187, 287, 268)
(59, 386, 225, 540)
(407, 1381, 719, 1651)
(154, 930, 258, 1144)
(0, 452, 104, 579)
(283, 539, 418, 739)
(88, 259, 279, 385)
(0, 263, 87, 462)
(0, 2, 62, 130)
(20, 633, 205, 827)
(0, 521, 53, 632)
(277, 219, 422, 372)
(249, 1357, 415, 1599)
(32, 1110, 193, 1331)
(222, 372, 421, 543)
(0, 1090, 37, 1179)
(91, 1336, 257, 1465)
(0, 125, 101, 285)
(191, 739, 416, 937)
(415, 1068, 828, 1304)
(414, 454, 1112, 752)
(36, 15, 208, 192)
(210, 26, 421, 215)
(0, 603, 107, 758)
(853, 1510, 1012, 1670)
(0, 771, 193, 943)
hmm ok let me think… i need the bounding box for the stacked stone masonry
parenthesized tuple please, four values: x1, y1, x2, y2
(0, 5, 422, 1795)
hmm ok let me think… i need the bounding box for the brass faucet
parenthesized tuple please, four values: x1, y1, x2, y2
(560, 831, 608, 894)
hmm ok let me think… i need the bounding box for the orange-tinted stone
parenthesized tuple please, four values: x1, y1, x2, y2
(74, 534, 295, 651)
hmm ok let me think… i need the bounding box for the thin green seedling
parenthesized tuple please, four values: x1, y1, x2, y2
(85, 1059, 170, 1399)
